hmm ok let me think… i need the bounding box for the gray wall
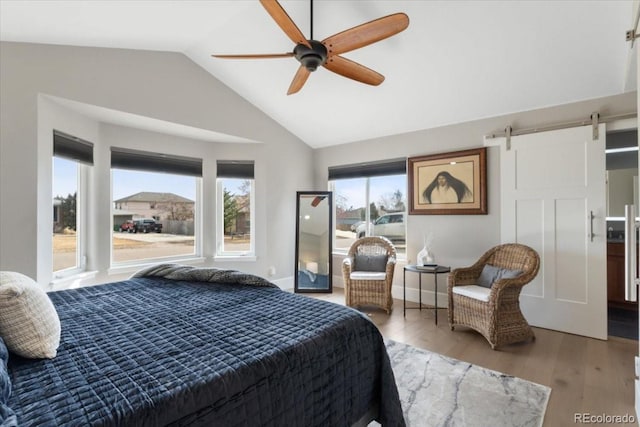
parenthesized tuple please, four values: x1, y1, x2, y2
(315, 92, 637, 293)
(0, 41, 313, 284)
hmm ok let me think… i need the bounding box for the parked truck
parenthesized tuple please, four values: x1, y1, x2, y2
(132, 218, 162, 233)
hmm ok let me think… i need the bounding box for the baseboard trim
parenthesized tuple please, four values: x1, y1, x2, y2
(270, 276, 294, 291)
(332, 275, 446, 306)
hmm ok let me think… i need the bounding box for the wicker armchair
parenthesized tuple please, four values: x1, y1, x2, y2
(448, 243, 540, 350)
(342, 236, 397, 314)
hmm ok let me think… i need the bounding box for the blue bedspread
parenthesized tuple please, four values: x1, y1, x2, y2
(7, 277, 404, 426)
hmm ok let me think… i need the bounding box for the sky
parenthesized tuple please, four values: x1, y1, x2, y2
(333, 175, 406, 211)
(52, 157, 79, 199)
(53, 157, 245, 201)
(112, 169, 196, 201)
(53, 157, 403, 208)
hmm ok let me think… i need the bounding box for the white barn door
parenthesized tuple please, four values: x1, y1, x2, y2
(500, 124, 607, 339)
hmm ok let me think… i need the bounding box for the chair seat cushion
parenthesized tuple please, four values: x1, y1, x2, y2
(452, 285, 491, 302)
(350, 271, 387, 281)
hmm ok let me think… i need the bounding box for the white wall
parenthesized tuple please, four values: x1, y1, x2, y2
(0, 41, 637, 296)
(0, 41, 313, 285)
(317, 92, 637, 301)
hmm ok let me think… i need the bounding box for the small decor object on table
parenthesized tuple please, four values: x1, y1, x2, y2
(416, 232, 435, 266)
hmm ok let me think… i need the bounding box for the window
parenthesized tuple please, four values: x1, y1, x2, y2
(111, 147, 202, 265)
(329, 159, 407, 257)
(216, 161, 255, 258)
(52, 130, 93, 275)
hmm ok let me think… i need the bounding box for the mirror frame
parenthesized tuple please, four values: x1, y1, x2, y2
(294, 191, 333, 293)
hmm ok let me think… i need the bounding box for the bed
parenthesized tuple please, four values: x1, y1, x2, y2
(4, 265, 405, 426)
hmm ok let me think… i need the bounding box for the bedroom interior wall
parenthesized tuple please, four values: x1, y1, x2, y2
(315, 91, 637, 301)
(0, 41, 313, 285)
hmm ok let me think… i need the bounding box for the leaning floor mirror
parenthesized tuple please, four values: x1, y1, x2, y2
(295, 191, 333, 293)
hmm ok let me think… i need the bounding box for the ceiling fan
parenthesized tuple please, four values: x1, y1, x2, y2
(212, 0, 409, 95)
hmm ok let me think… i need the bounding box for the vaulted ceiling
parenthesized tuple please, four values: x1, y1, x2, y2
(0, 1, 634, 148)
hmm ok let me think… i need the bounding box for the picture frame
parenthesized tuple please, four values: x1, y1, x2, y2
(408, 147, 487, 215)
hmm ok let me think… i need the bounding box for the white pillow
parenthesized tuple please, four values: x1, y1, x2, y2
(0, 272, 60, 359)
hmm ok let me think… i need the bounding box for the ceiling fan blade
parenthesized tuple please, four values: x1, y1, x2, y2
(287, 65, 311, 95)
(322, 13, 409, 56)
(212, 53, 294, 59)
(323, 55, 384, 86)
(259, 0, 312, 48)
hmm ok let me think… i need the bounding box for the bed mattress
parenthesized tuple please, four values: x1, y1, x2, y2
(7, 274, 404, 426)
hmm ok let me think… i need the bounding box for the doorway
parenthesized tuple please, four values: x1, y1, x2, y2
(606, 129, 639, 340)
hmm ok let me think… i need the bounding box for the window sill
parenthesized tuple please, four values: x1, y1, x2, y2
(214, 255, 257, 262)
(49, 270, 98, 291)
(108, 256, 206, 276)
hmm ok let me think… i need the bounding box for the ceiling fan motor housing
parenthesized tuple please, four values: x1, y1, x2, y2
(212, 1, 409, 94)
(294, 40, 327, 71)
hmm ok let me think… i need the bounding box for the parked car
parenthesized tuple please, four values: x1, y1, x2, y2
(132, 218, 162, 233)
(355, 213, 405, 241)
(350, 220, 368, 232)
(119, 220, 135, 232)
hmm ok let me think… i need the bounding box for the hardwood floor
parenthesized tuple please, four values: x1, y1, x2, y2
(309, 289, 638, 426)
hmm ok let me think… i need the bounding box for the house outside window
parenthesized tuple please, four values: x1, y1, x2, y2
(329, 159, 407, 258)
(216, 160, 255, 258)
(110, 147, 202, 266)
(52, 130, 93, 276)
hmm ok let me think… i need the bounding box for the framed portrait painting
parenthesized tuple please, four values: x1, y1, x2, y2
(408, 147, 487, 215)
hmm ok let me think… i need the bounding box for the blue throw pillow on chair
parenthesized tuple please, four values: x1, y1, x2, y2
(477, 265, 501, 288)
(477, 265, 523, 288)
(354, 254, 388, 272)
(500, 268, 523, 280)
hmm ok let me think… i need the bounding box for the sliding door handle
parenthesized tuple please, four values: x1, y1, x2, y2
(625, 204, 638, 302)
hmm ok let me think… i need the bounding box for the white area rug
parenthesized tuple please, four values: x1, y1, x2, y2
(383, 340, 551, 427)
